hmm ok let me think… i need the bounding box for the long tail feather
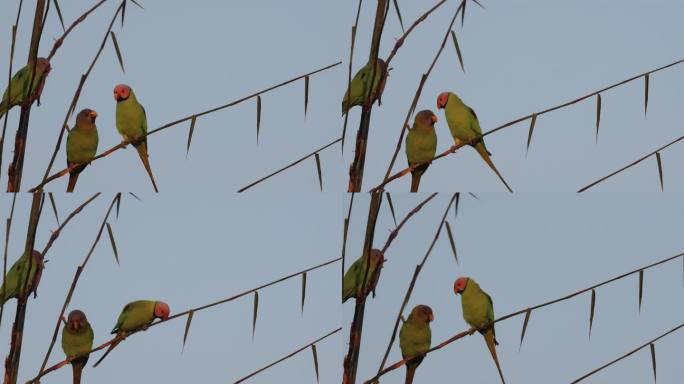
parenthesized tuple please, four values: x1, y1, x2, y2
(92, 338, 120, 368)
(410, 172, 421, 192)
(484, 330, 506, 384)
(67, 173, 79, 193)
(405, 364, 417, 384)
(474, 143, 513, 193)
(72, 362, 83, 384)
(134, 142, 159, 192)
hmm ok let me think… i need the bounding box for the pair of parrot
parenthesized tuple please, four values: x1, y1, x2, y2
(342, 249, 385, 303)
(64, 84, 159, 192)
(404, 92, 513, 192)
(0, 57, 51, 120)
(60, 300, 170, 383)
(397, 278, 505, 384)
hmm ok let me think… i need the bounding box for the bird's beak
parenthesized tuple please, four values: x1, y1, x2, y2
(89, 111, 98, 119)
(431, 115, 438, 124)
(428, 313, 434, 322)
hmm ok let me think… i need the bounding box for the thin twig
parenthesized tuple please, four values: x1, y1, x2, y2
(0, 193, 19, 327)
(380, 192, 438, 253)
(384, 0, 449, 65)
(46, 0, 109, 61)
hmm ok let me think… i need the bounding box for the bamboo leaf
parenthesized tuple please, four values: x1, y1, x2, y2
(454, 192, 460, 218)
(471, 0, 485, 8)
(638, 269, 644, 312)
(186, 116, 197, 158)
(392, 0, 405, 32)
(649, 343, 657, 382)
(47, 192, 60, 225)
(301, 272, 307, 314)
(461, 0, 466, 27)
(595, 94, 602, 142)
(115, 192, 122, 219)
(128, 192, 141, 201)
(655, 152, 663, 191)
(129, 0, 144, 9)
(121, 0, 126, 28)
(589, 289, 596, 338)
(252, 291, 259, 338)
(304, 75, 310, 118)
(106, 222, 120, 266)
(53, 0, 65, 31)
(450, 30, 465, 73)
(519, 308, 532, 348)
(444, 220, 458, 263)
(468, 192, 479, 200)
(311, 344, 320, 383)
(526, 113, 537, 156)
(110, 31, 125, 73)
(644, 74, 650, 116)
(182, 311, 194, 352)
(385, 192, 397, 227)
(256, 95, 262, 145)
(314, 153, 323, 191)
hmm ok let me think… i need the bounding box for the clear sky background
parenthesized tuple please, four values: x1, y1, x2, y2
(343, 193, 684, 383)
(0, 192, 341, 383)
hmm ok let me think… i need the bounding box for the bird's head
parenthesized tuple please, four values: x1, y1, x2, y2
(415, 109, 438, 126)
(76, 108, 98, 125)
(412, 304, 434, 324)
(369, 248, 386, 267)
(67, 309, 88, 331)
(154, 301, 170, 320)
(436, 92, 451, 110)
(453, 277, 469, 295)
(36, 57, 51, 74)
(113, 84, 132, 102)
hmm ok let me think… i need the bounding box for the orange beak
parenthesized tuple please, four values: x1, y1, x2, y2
(431, 114, 438, 124)
(428, 313, 434, 322)
(89, 110, 98, 119)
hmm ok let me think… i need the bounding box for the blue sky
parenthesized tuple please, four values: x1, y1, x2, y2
(344, 193, 684, 383)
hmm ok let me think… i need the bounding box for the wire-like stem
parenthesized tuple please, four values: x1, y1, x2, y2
(380, 192, 438, 253)
(46, 0, 109, 61)
(0, 192, 19, 327)
(384, 0, 449, 66)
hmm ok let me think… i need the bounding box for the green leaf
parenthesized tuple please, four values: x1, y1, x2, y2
(48, 192, 59, 225)
(444, 220, 458, 264)
(644, 74, 650, 116)
(589, 289, 596, 338)
(121, 0, 126, 28)
(385, 192, 397, 227)
(106, 222, 120, 266)
(314, 153, 323, 191)
(526, 113, 537, 156)
(110, 31, 125, 73)
(53, 0, 65, 31)
(649, 343, 657, 382)
(638, 269, 644, 312)
(392, 0, 405, 32)
(519, 308, 532, 349)
(252, 291, 259, 338)
(301, 272, 307, 314)
(461, 0, 466, 27)
(186, 116, 197, 158)
(182, 311, 194, 352)
(115, 192, 122, 220)
(304, 75, 309, 117)
(595, 94, 602, 143)
(655, 152, 663, 191)
(450, 30, 465, 73)
(311, 344, 320, 383)
(454, 192, 460, 218)
(256, 95, 262, 145)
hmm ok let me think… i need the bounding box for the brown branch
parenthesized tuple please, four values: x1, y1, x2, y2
(39, 193, 101, 257)
(380, 192, 438, 253)
(341, 0, 363, 154)
(36, 193, 118, 377)
(375, 193, 457, 376)
(376, 57, 684, 191)
(384, 0, 449, 66)
(0, 1, 23, 187)
(237, 137, 342, 192)
(365, 250, 684, 382)
(233, 327, 341, 383)
(30, 61, 342, 192)
(577, 134, 684, 192)
(0, 193, 19, 327)
(570, 321, 684, 383)
(46, 0, 109, 61)
(342, 193, 356, 280)
(27, 256, 341, 383)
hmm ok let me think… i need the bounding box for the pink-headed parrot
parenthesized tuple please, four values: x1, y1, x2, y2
(0, 250, 44, 304)
(66, 109, 99, 192)
(405, 110, 438, 192)
(113, 84, 159, 192)
(454, 277, 506, 383)
(342, 248, 385, 303)
(93, 300, 170, 367)
(399, 304, 433, 384)
(61, 309, 94, 384)
(0, 58, 51, 119)
(437, 92, 513, 192)
(342, 59, 388, 115)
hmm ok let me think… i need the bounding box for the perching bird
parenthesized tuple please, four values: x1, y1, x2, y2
(342, 249, 385, 303)
(399, 304, 433, 384)
(0, 250, 44, 305)
(454, 277, 506, 384)
(0, 58, 51, 120)
(437, 92, 513, 192)
(66, 109, 99, 192)
(342, 59, 388, 115)
(113, 84, 159, 192)
(61, 309, 94, 384)
(93, 300, 170, 367)
(405, 110, 438, 192)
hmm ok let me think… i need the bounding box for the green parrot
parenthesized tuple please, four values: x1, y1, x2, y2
(399, 304, 433, 384)
(342, 248, 385, 303)
(342, 59, 388, 115)
(93, 300, 170, 367)
(66, 108, 99, 192)
(437, 92, 513, 192)
(113, 84, 159, 192)
(0, 250, 44, 305)
(405, 110, 438, 192)
(61, 309, 94, 384)
(454, 277, 506, 384)
(0, 57, 51, 120)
